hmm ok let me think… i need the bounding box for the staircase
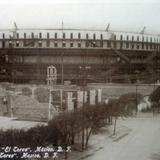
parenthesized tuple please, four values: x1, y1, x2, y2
(143, 51, 157, 63)
(112, 49, 130, 63)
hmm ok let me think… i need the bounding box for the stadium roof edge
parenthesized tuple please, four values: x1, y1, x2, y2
(0, 28, 159, 36)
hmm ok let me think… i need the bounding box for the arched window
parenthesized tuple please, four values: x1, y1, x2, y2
(146, 37, 148, 42)
(100, 34, 103, 40)
(86, 34, 89, 39)
(39, 32, 42, 39)
(55, 33, 57, 39)
(126, 35, 129, 41)
(120, 35, 123, 40)
(78, 41, 81, 48)
(93, 34, 96, 40)
(78, 33, 81, 39)
(70, 42, 73, 47)
(132, 36, 134, 41)
(54, 41, 58, 47)
(16, 33, 19, 39)
(31, 33, 34, 39)
(24, 33, 26, 39)
(47, 33, 49, 39)
(2, 33, 5, 39)
(63, 33, 65, 39)
(70, 33, 73, 39)
(16, 41, 19, 47)
(38, 41, 42, 47)
(62, 41, 66, 47)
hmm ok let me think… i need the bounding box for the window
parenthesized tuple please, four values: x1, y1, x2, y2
(63, 33, 65, 39)
(92, 41, 96, 47)
(46, 33, 50, 47)
(137, 44, 139, 49)
(70, 42, 73, 47)
(114, 35, 116, 40)
(132, 36, 134, 41)
(70, 33, 73, 39)
(85, 41, 89, 47)
(47, 33, 49, 39)
(24, 33, 26, 39)
(31, 33, 34, 39)
(100, 34, 103, 40)
(2, 34, 5, 48)
(39, 41, 42, 47)
(137, 36, 139, 41)
(142, 36, 144, 41)
(100, 34, 103, 47)
(78, 42, 81, 48)
(39, 33, 42, 39)
(93, 34, 96, 40)
(9, 41, 12, 48)
(86, 34, 89, 39)
(62, 41, 66, 47)
(150, 37, 152, 42)
(54, 41, 58, 47)
(31, 33, 35, 46)
(55, 33, 57, 39)
(78, 33, 81, 39)
(2, 33, 5, 39)
(126, 35, 129, 41)
(16, 33, 19, 39)
(16, 41, 19, 47)
(120, 35, 123, 40)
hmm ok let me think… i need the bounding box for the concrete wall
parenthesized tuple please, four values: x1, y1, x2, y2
(87, 83, 158, 101)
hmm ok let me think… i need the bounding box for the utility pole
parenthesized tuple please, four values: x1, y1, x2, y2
(81, 50, 87, 151)
(61, 21, 64, 85)
(135, 51, 138, 116)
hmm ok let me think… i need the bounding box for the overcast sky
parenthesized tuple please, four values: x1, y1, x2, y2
(0, 0, 159, 34)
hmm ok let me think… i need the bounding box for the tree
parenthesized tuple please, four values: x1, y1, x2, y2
(149, 86, 160, 102)
(149, 86, 160, 113)
(119, 92, 142, 116)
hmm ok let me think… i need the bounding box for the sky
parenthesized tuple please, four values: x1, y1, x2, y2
(0, 0, 159, 34)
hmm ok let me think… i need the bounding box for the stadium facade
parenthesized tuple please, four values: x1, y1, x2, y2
(0, 28, 160, 84)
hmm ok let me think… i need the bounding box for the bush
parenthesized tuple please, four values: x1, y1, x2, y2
(118, 92, 143, 115)
(149, 86, 160, 102)
(34, 88, 49, 103)
(22, 87, 32, 96)
(0, 100, 124, 150)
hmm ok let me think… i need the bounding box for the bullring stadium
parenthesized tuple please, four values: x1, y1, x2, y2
(0, 25, 159, 84)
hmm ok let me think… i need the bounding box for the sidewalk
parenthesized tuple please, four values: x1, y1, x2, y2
(68, 118, 132, 160)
